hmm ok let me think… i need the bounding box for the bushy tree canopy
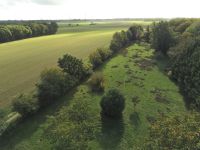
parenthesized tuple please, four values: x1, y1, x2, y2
(37, 68, 77, 106)
(100, 89, 125, 118)
(58, 54, 86, 80)
(171, 36, 200, 109)
(12, 94, 39, 117)
(151, 21, 173, 55)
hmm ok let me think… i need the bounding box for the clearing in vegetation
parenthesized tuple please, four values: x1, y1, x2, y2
(0, 44, 186, 149)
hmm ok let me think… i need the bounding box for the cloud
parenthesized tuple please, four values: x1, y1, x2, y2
(30, 0, 64, 5)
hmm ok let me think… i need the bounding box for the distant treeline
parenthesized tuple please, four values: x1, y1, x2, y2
(0, 22, 58, 43)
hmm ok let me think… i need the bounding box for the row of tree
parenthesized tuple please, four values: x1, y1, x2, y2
(134, 19, 200, 148)
(0, 22, 58, 43)
(144, 19, 200, 110)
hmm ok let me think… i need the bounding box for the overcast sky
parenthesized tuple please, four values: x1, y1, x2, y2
(0, 0, 199, 20)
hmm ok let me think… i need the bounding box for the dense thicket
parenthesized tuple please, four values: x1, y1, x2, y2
(37, 68, 77, 106)
(45, 100, 96, 150)
(12, 94, 39, 117)
(89, 48, 112, 68)
(0, 21, 58, 43)
(58, 54, 87, 80)
(110, 25, 143, 52)
(171, 36, 200, 109)
(145, 112, 200, 149)
(151, 21, 173, 55)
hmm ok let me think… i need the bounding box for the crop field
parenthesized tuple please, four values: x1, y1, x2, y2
(57, 20, 152, 33)
(0, 30, 114, 108)
(0, 44, 186, 149)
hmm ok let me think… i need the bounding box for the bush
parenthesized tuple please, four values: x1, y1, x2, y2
(97, 48, 112, 61)
(37, 68, 77, 106)
(100, 89, 125, 118)
(45, 100, 96, 150)
(110, 32, 124, 52)
(145, 112, 200, 149)
(89, 48, 112, 68)
(89, 51, 103, 68)
(12, 94, 39, 116)
(83, 62, 93, 76)
(127, 25, 143, 41)
(171, 36, 200, 110)
(151, 21, 173, 55)
(185, 22, 200, 36)
(88, 72, 105, 92)
(58, 54, 86, 80)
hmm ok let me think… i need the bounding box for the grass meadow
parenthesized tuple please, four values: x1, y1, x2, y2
(0, 44, 186, 150)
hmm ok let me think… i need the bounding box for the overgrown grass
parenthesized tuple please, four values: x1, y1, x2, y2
(0, 44, 186, 149)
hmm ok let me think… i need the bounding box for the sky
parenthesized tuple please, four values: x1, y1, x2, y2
(0, 0, 199, 20)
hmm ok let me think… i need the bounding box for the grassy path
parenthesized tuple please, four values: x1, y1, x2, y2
(0, 44, 186, 150)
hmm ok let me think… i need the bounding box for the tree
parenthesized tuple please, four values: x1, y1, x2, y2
(171, 36, 200, 110)
(12, 94, 39, 117)
(37, 68, 77, 106)
(127, 25, 143, 41)
(100, 89, 125, 118)
(185, 22, 200, 36)
(89, 51, 103, 68)
(0, 27, 12, 43)
(143, 25, 151, 43)
(97, 48, 112, 61)
(58, 54, 86, 80)
(151, 21, 173, 55)
(48, 21, 58, 34)
(110, 32, 123, 52)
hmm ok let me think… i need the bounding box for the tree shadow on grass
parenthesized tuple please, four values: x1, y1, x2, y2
(129, 112, 140, 129)
(98, 114, 124, 150)
(0, 88, 79, 150)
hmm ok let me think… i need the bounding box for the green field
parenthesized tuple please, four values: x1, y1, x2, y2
(0, 20, 152, 109)
(0, 31, 114, 108)
(57, 20, 152, 33)
(0, 44, 186, 149)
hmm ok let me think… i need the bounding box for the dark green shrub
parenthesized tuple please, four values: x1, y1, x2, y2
(58, 54, 86, 80)
(110, 32, 123, 52)
(127, 25, 143, 41)
(88, 72, 105, 92)
(97, 48, 112, 61)
(45, 100, 96, 150)
(89, 51, 103, 68)
(83, 62, 93, 76)
(100, 89, 125, 118)
(0, 27, 12, 43)
(37, 68, 77, 106)
(185, 22, 200, 36)
(151, 21, 173, 55)
(143, 25, 151, 43)
(12, 94, 39, 116)
(171, 36, 200, 110)
(145, 112, 200, 149)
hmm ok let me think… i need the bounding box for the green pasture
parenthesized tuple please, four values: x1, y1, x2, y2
(0, 44, 186, 149)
